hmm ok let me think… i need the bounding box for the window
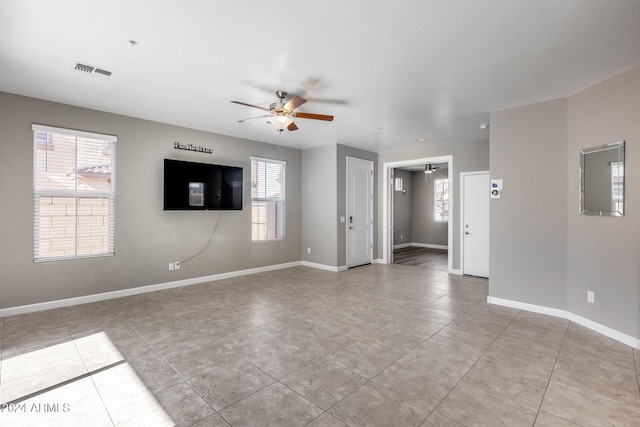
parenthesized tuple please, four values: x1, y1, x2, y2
(395, 177, 404, 192)
(434, 178, 449, 221)
(33, 124, 116, 261)
(251, 157, 285, 241)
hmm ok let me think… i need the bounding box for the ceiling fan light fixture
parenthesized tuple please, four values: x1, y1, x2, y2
(233, 90, 334, 133)
(268, 115, 293, 131)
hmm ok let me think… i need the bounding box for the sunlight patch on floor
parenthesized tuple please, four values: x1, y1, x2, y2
(0, 332, 173, 426)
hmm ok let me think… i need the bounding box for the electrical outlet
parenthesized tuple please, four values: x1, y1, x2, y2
(307, 248, 311, 254)
(175, 261, 181, 270)
(169, 262, 174, 271)
(400, 234, 403, 240)
(587, 291, 595, 304)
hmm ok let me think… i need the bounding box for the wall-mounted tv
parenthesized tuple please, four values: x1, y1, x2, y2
(163, 159, 243, 210)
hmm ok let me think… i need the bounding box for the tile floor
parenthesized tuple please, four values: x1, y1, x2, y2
(1, 264, 640, 426)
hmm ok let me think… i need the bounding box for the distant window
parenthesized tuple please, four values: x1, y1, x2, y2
(395, 177, 404, 192)
(33, 125, 116, 261)
(434, 178, 449, 221)
(251, 157, 285, 241)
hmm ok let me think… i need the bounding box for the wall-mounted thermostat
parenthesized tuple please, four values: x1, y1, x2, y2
(490, 179, 503, 198)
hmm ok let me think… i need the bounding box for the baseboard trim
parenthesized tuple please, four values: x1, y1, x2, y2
(392, 243, 412, 249)
(372, 259, 385, 264)
(411, 243, 448, 250)
(448, 268, 463, 275)
(300, 261, 342, 272)
(487, 296, 640, 350)
(0, 261, 302, 318)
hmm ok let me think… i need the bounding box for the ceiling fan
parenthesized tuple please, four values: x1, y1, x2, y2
(231, 91, 334, 133)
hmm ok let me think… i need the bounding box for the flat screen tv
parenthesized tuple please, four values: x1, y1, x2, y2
(163, 159, 243, 210)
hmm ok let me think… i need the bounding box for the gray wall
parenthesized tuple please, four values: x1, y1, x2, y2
(336, 144, 378, 267)
(566, 66, 640, 338)
(392, 169, 412, 246)
(489, 65, 640, 339)
(411, 169, 448, 246)
(377, 139, 490, 269)
(301, 144, 338, 266)
(0, 91, 302, 309)
(489, 98, 568, 309)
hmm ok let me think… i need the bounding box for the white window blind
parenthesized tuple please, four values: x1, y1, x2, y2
(33, 124, 116, 261)
(434, 178, 449, 221)
(251, 157, 285, 241)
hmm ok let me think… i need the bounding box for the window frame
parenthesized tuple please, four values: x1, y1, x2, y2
(32, 124, 117, 262)
(434, 178, 449, 222)
(250, 156, 286, 242)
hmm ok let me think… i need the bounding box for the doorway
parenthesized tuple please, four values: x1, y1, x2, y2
(346, 156, 374, 268)
(460, 171, 490, 277)
(383, 156, 455, 273)
(391, 163, 449, 271)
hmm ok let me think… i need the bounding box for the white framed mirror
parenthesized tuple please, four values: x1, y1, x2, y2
(580, 140, 624, 217)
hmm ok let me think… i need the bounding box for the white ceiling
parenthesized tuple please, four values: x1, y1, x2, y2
(1, 1, 639, 153)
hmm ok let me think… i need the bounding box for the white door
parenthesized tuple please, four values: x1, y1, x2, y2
(347, 157, 373, 268)
(462, 172, 490, 277)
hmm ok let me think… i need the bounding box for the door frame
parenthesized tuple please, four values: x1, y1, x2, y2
(382, 155, 455, 273)
(460, 170, 490, 276)
(346, 156, 374, 268)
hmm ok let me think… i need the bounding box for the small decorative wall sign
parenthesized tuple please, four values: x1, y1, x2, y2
(174, 142, 213, 154)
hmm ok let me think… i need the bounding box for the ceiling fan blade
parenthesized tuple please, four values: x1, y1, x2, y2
(304, 97, 347, 105)
(238, 115, 271, 123)
(284, 96, 307, 111)
(294, 112, 334, 121)
(230, 100, 270, 112)
(287, 122, 298, 131)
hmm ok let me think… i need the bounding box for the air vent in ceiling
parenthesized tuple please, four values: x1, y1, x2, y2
(93, 68, 112, 78)
(74, 62, 94, 73)
(71, 61, 114, 79)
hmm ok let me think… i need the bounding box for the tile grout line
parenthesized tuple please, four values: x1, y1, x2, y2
(299, 303, 485, 426)
(530, 318, 571, 426)
(633, 347, 640, 399)
(415, 308, 523, 426)
(1, 359, 127, 407)
(100, 298, 225, 425)
(119, 316, 224, 426)
(60, 308, 118, 427)
(152, 298, 350, 423)
(294, 275, 488, 425)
